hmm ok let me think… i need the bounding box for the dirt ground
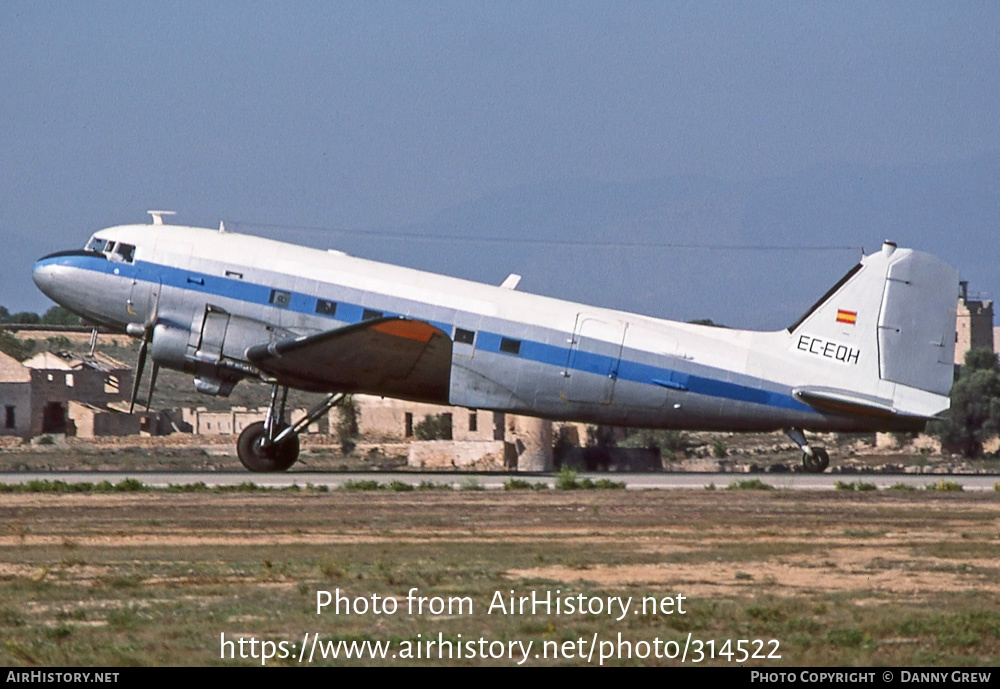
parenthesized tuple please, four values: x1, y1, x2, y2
(1, 491, 997, 593)
(1, 487, 998, 666)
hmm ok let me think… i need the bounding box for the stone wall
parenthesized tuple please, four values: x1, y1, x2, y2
(68, 401, 141, 438)
(407, 440, 510, 470)
(350, 394, 499, 442)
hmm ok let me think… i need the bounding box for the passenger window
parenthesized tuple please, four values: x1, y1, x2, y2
(316, 299, 338, 316)
(455, 328, 475, 345)
(500, 338, 521, 355)
(269, 290, 291, 308)
(362, 309, 383, 321)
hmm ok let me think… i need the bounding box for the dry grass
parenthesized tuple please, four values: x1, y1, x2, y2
(1, 488, 998, 666)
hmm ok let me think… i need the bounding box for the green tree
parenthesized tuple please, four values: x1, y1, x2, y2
(7, 312, 40, 325)
(0, 332, 35, 361)
(931, 349, 1000, 457)
(40, 306, 82, 326)
(335, 397, 360, 455)
(414, 413, 452, 440)
(618, 428, 691, 455)
(964, 348, 1000, 373)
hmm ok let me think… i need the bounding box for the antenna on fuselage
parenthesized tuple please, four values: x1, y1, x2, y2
(147, 210, 176, 225)
(500, 274, 521, 290)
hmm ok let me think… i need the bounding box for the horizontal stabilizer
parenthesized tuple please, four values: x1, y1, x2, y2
(793, 387, 897, 419)
(792, 387, 931, 432)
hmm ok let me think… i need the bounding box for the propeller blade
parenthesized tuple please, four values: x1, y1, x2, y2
(149, 282, 161, 325)
(145, 361, 159, 412)
(129, 338, 148, 414)
(134, 285, 162, 414)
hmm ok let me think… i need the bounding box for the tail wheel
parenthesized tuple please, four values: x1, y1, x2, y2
(802, 447, 830, 473)
(237, 421, 300, 472)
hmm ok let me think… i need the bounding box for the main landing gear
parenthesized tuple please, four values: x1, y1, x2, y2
(785, 428, 830, 473)
(236, 385, 346, 472)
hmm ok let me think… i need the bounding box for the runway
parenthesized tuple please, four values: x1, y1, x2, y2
(1, 471, 998, 491)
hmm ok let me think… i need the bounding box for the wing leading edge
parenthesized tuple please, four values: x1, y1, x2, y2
(246, 317, 452, 403)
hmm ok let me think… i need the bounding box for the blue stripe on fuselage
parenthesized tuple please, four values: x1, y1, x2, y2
(36, 253, 815, 415)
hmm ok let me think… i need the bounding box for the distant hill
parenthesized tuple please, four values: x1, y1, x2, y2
(16, 155, 996, 332)
(333, 154, 997, 330)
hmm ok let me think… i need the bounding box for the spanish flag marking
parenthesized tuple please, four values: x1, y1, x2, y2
(836, 309, 857, 325)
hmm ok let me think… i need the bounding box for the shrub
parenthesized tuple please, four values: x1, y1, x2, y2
(728, 479, 774, 491)
(926, 481, 963, 492)
(835, 481, 878, 492)
(341, 480, 382, 491)
(415, 413, 453, 440)
(929, 349, 1000, 458)
(335, 399, 360, 455)
(711, 438, 728, 458)
(504, 479, 533, 490)
(416, 481, 452, 491)
(554, 466, 579, 490)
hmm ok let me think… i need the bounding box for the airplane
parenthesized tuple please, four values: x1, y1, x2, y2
(32, 211, 959, 473)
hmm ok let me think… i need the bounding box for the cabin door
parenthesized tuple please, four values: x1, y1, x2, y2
(562, 314, 628, 404)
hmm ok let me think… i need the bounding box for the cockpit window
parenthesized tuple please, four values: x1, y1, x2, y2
(115, 243, 135, 263)
(103, 241, 135, 264)
(84, 236, 136, 262)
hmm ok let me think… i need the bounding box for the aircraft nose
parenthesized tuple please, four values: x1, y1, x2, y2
(32, 252, 107, 325)
(32, 254, 77, 306)
(32, 258, 59, 299)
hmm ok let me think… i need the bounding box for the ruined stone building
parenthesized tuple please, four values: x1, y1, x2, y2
(0, 351, 32, 438)
(346, 394, 501, 442)
(0, 351, 135, 438)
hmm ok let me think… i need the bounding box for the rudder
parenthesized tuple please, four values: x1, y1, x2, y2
(877, 247, 957, 396)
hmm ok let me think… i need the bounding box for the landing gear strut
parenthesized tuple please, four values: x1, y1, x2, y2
(236, 385, 346, 472)
(785, 428, 830, 473)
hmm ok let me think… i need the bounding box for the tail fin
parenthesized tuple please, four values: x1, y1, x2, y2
(789, 241, 957, 418)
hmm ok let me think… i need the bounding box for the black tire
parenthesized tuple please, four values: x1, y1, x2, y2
(814, 447, 830, 472)
(237, 421, 300, 472)
(802, 448, 830, 473)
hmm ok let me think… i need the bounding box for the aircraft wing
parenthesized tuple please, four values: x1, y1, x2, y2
(246, 317, 452, 403)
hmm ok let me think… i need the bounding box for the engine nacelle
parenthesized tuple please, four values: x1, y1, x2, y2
(149, 320, 191, 371)
(149, 306, 296, 396)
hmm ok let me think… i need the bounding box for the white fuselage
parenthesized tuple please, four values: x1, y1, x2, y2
(33, 223, 955, 433)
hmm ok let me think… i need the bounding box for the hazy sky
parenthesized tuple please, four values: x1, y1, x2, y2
(3, 2, 998, 322)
